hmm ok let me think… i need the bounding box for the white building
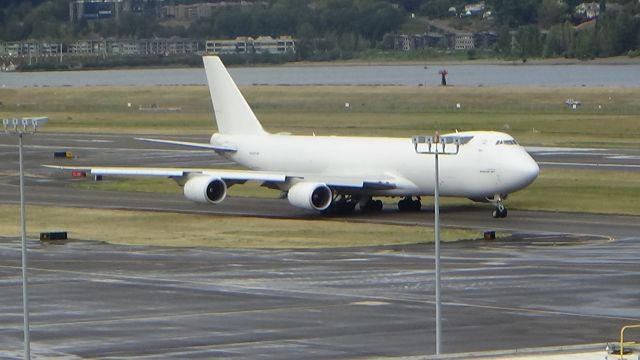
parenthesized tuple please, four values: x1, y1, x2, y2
(575, 2, 600, 19)
(67, 38, 202, 56)
(0, 42, 63, 56)
(206, 36, 296, 55)
(454, 33, 475, 50)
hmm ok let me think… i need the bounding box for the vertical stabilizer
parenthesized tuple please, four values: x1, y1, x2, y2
(203, 56, 266, 136)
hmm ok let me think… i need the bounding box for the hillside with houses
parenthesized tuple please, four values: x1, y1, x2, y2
(0, 0, 638, 70)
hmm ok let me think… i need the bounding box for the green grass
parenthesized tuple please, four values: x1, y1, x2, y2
(73, 168, 640, 216)
(509, 168, 640, 215)
(0, 204, 476, 248)
(2, 85, 640, 147)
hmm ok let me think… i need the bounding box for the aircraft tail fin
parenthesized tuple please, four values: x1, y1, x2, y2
(203, 56, 266, 136)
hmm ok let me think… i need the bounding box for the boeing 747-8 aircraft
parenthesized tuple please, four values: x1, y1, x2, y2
(49, 56, 539, 218)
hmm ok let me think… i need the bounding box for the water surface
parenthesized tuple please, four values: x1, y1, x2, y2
(1, 64, 638, 88)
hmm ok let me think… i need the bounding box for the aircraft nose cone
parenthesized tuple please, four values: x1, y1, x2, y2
(516, 156, 540, 187)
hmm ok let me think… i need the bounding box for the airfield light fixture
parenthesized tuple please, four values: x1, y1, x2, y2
(2, 116, 48, 360)
(412, 132, 460, 355)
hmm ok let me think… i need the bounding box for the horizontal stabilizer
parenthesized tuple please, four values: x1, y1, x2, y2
(135, 137, 236, 152)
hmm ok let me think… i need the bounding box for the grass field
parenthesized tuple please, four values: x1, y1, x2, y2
(1, 85, 640, 147)
(0, 205, 476, 248)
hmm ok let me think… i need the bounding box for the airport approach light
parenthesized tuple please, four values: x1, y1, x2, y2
(2, 116, 48, 360)
(412, 133, 460, 356)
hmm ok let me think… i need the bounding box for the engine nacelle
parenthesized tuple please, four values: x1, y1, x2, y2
(287, 182, 332, 211)
(183, 176, 227, 204)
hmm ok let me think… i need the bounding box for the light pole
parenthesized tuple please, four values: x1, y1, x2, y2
(2, 116, 48, 360)
(412, 132, 459, 355)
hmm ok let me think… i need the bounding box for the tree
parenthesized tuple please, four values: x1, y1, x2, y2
(514, 25, 543, 59)
(354, 2, 403, 42)
(3, 19, 27, 41)
(319, 0, 359, 36)
(495, 26, 513, 56)
(595, 12, 617, 56)
(212, 10, 255, 38)
(612, 12, 637, 54)
(488, 0, 542, 27)
(537, 0, 569, 28)
(418, 0, 452, 18)
(295, 22, 317, 59)
(543, 22, 575, 57)
(23, 1, 69, 39)
(116, 13, 160, 38)
(398, 0, 424, 12)
(574, 28, 596, 59)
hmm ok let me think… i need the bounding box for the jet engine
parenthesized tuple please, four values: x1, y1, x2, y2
(183, 176, 227, 204)
(287, 182, 333, 211)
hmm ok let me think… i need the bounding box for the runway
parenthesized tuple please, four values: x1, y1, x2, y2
(1, 132, 640, 358)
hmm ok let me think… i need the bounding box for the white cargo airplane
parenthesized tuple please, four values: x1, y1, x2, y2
(49, 56, 539, 218)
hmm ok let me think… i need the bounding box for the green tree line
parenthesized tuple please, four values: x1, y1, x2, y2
(1, 0, 639, 61)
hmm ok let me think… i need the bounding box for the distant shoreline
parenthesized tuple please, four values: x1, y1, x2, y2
(285, 56, 640, 67)
(5, 55, 640, 73)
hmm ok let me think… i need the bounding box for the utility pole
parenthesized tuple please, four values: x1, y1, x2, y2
(2, 117, 48, 360)
(412, 132, 460, 355)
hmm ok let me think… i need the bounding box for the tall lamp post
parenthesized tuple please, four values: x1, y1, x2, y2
(2, 117, 48, 360)
(412, 132, 459, 355)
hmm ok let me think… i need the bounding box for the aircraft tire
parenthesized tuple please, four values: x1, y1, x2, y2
(492, 208, 508, 218)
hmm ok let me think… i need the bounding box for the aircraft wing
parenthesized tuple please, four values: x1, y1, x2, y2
(300, 175, 398, 190)
(44, 165, 286, 182)
(44, 165, 400, 190)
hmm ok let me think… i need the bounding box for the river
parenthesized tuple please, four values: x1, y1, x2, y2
(1, 63, 639, 88)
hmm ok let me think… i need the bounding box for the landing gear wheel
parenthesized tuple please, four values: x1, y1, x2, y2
(323, 194, 358, 215)
(492, 207, 507, 218)
(490, 194, 508, 218)
(398, 196, 421, 212)
(360, 198, 383, 213)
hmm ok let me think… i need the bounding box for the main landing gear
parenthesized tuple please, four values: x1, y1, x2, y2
(322, 194, 358, 215)
(321, 195, 384, 215)
(397, 196, 421, 212)
(491, 194, 508, 218)
(360, 197, 383, 213)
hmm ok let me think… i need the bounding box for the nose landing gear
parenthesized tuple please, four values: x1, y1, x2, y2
(491, 194, 508, 218)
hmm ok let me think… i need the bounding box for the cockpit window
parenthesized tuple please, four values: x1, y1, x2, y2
(496, 139, 518, 145)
